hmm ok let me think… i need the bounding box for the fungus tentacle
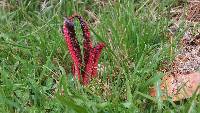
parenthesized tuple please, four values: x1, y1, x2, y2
(91, 43, 106, 77)
(63, 18, 82, 80)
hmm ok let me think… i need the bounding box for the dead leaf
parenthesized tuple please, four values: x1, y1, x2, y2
(150, 72, 200, 101)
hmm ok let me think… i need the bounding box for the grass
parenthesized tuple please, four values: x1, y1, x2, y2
(0, 0, 199, 112)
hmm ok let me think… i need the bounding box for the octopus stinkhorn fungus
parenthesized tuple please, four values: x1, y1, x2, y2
(62, 14, 105, 85)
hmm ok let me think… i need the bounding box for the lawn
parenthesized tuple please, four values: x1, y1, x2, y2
(0, 0, 199, 112)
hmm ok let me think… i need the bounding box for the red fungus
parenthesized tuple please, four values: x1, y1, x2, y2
(63, 19, 82, 80)
(91, 43, 106, 77)
(62, 14, 105, 85)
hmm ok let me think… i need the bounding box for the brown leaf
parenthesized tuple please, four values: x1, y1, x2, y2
(150, 72, 200, 101)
